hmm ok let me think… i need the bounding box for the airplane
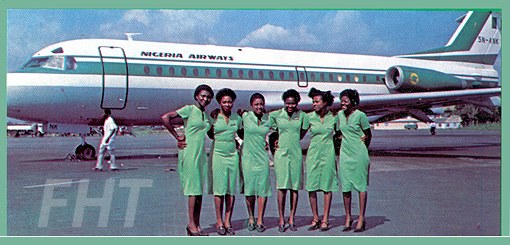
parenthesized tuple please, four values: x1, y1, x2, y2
(7, 11, 501, 160)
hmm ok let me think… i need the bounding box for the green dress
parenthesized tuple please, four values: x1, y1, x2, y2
(303, 111, 340, 192)
(338, 109, 371, 192)
(268, 108, 307, 190)
(209, 113, 242, 195)
(176, 105, 211, 196)
(241, 111, 272, 197)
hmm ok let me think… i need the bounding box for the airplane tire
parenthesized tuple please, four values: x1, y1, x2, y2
(75, 144, 96, 161)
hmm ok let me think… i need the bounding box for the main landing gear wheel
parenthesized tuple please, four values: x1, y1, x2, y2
(75, 144, 96, 160)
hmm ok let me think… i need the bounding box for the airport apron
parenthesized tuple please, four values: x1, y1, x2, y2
(338, 109, 371, 192)
(268, 108, 307, 190)
(176, 105, 211, 196)
(209, 113, 241, 195)
(241, 111, 272, 197)
(303, 111, 340, 192)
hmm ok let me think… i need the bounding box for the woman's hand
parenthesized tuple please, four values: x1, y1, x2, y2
(360, 135, 367, 142)
(176, 135, 187, 149)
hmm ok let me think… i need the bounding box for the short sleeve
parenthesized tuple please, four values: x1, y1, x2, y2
(268, 111, 277, 129)
(176, 105, 192, 119)
(359, 111, 370, 130)
(302, 113, 311, 130)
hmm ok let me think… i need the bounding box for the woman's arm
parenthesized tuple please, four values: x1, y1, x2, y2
(161, 111, 186, 148)
(362, 128, 372, 148)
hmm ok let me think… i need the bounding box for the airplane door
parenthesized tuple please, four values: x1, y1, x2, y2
(99, 46, 128, 109)
(295, 66, 308, 87)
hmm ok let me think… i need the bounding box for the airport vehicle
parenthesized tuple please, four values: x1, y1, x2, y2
(7, 11, 501, 160)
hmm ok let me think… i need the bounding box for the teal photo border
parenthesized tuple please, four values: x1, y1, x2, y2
(1, 0, 507, 244)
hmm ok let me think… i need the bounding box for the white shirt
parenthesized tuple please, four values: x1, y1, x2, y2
(102, 116, 118, 144)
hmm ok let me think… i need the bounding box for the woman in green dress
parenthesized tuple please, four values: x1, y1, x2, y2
(337, 89, 372, 233)
(239, 93, 272, 233)
(207, 88, 242, 236)
(268, 89, 308, 232)
(161, 84, 214, 236)
(303, 88, 339, 232)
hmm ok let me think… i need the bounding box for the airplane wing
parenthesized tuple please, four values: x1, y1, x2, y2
(359, 88, 501, 122)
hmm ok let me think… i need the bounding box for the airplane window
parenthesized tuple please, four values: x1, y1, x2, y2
(329, 73, 334, 82)
(43, 56, 65, 70)
(376, 76, 380, 82)
(144, 66, 150, 75)
(337, 75, 343, 82)
(238, 70, 244, 78)
(65, 56, 77, 70)
(205, 68, 211, 77)
(269, 71, 274, 80)
(310, 73, 315, 81)
(363, 75, 367, 82)
(181, 67, 187, 77)
(216, 69, 222, 77)
(289, 72, 294, 80)
(299, 72, 305, 81)
(346, 74, 350, 82)
(320, 73, 325, 81)
(22, 57, 50, 68)
(279, 71, 285, 80)
(259, 70, 264, 79)
(249, 70, 254, 79)
(193, 68, 199, 77)
(354, 75, 359, 82)
(51, 47, 64, 54)
(169, 67, 175, 76)
(228, 69, 233, 78)
(157, 67, 163, 76)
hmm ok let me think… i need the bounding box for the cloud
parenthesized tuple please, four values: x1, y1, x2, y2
(123, 10, 150, 26)
(237, 24, 319, 49)
(100, 10, 222, 43)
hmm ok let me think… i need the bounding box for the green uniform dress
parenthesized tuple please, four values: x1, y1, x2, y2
(268, 108, 307, 190)
(303, 111, 340, 192)
(210, 113, 242, 195)
(338, 109, 371, 192)
(176, 105, 211, 196)
(241, 111, 272, 197)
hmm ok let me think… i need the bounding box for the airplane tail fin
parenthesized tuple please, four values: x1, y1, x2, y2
(398, 11, 501, 65)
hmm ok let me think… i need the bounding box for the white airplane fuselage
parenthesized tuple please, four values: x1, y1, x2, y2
(7, 38, 499, 126)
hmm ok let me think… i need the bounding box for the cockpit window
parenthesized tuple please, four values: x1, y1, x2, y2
(21, 56, 77, 70)
(22, 57, 49, 68)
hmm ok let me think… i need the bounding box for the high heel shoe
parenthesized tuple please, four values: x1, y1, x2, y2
(353, 221, 366, 233)
(186, 227, 200, 236)
(307, 220, 321, 231)
(319, 221, 330, 231)
(342, 220, 353, 232)
(216, 226, 227, 235)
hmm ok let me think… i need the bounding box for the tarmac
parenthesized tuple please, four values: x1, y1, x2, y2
(7, 129, 501, 236)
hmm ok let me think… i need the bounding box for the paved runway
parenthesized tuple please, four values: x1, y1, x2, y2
(7, 129, 501, 236)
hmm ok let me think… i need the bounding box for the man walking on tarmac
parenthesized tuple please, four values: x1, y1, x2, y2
(95, 109, 119, 171)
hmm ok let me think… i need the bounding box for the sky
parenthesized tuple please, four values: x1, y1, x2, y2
(7, 9, 501, 73)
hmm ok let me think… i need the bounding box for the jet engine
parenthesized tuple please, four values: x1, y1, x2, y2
(385, 65, 467, 92)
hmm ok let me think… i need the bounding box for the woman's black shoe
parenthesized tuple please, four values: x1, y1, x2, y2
(342, 220, 353, 232)
(307, 220, 321, 231)
(256, 224, 266, 232)
(186, 227, 200, 236)
(319, 222, 330, 231)
(354, 221, 366, 233)
(226, 226, 235, 235)
(216, 226, 227, 235)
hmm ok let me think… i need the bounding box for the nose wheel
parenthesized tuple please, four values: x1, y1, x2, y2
(75, 144, 96, 160)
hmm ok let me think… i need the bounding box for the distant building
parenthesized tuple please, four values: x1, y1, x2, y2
(373, 115, 462, 130)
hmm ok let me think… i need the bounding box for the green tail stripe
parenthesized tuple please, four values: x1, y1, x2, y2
(411, 12, 491, 55)
(400, 54, 498, 65)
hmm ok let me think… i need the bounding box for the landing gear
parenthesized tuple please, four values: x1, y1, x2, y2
(74, 134, 96, 160)
(75, 144, 96, 160)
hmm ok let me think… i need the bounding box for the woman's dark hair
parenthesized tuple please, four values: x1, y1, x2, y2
(216, 88, 237, 103)
(250, 93, 265, 105)
(308, 87, 334, 107)
(282, 89, 301, 102)
(340, 89, 360, 106)
(194, 84, 214, 98)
